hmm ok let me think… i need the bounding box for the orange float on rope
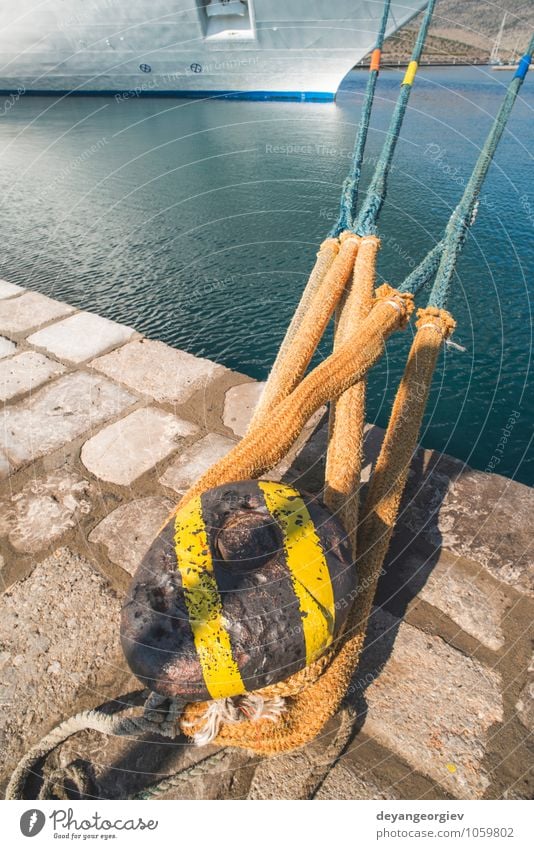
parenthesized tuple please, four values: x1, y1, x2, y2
(370, 48, 381, 72)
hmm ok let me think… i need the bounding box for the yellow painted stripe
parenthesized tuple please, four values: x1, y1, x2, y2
(174, 496, 245, 699)
(402, 60, 418, 86)
(258, 481, 335, 665)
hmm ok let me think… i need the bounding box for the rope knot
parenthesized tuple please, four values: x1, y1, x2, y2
(359, 234, 381, 249)
(339, 231, 361, 246)
(318, 237, 340, 256)
(416, 306, 456, 339)
(374, 283, 415, 327)
(181, 695, 286, 746)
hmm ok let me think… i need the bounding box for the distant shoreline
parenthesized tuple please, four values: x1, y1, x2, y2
(353, 62, 513, 70)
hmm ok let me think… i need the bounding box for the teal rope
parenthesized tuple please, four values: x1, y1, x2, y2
(427, 34, 534, 309)
(398, 240, 444, 294)
(353, 0, 437, 236)
(330, 0, 392, 236)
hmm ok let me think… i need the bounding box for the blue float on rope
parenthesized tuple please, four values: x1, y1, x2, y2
(514, 54, 532, 81)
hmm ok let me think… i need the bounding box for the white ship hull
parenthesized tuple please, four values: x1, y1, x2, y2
(0, 1, 427, 101)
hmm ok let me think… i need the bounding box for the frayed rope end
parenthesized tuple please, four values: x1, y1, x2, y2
(182, 695, 286, 747)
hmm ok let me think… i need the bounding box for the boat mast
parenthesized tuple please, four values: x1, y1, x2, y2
(490, 12, 507, 65)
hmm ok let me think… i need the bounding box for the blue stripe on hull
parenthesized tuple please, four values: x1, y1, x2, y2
(0, 88, 335, 102)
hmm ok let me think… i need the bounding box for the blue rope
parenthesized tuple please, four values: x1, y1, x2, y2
(397, 240, 444, 294)
(353, 0, 437, 236)
(427, 34, 534, 310)
(330, 0, 392, 237)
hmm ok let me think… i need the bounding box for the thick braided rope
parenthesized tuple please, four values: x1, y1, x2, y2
(277, 238, 339, 354)
(5, 706, 181, 800)
(324, 236, 380, 550)
(355, 307, 456, 597)
(6, 698, 233, 801)
(250, 233, 359, 430)
(398, 239, 444, 295)
(133, 750, 231, 800)
(175, 285, 414, 511)
(353, 0, 437, 236)
(37, 762, 93, 801)
(330, 0, 392, 236)
(250, 237, 339, 430)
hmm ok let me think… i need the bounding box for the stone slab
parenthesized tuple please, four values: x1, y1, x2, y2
(361, 424, 385, 482)
(223, 380, 265, 437)
(0, 280, 24, 300)
(290, 418, 533, 596)
(247, 750, 320, 800)
(0, 337, 16, 359)
(0, 291, 73, 335)
(315, 761, 400, 800)
(0, 351, 65, 402)
(159, 432, 236, 494)
(384, 547, 508, 651)
(28, 311, 135, 364)
(81, 407, 198, 486)
(0, 548, 131, 788)
(89, 496, 174, 576)
(0, 468, 93, 553)
(247, 720, 352, 800)
(351, 608, 503, 799)
(91, 338, 226, 405)
(400, 454, 534, 596)
(1, 372, 137, 470)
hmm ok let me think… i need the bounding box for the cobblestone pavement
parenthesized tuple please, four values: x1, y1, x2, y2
(0, 279, 532, 800)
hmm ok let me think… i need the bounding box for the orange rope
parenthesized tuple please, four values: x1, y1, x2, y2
(249, 233, 359, 430)
(176, 285, 413, 511)
(324, 236, 380, 550)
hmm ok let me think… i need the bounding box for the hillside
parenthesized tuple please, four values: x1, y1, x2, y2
(369, 0, 534, 65)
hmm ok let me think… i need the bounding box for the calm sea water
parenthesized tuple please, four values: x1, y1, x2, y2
(1, 67, 533, 484)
